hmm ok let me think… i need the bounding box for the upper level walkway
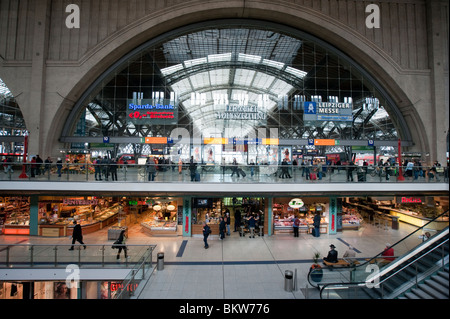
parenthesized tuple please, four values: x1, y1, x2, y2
(1, 163, 448, 196)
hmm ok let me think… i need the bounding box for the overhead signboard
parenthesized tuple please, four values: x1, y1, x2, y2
(127, 99, 178, 125)
(303, 101, 353, 122)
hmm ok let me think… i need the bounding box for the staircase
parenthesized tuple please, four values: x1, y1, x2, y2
(400, 266, 449, 299)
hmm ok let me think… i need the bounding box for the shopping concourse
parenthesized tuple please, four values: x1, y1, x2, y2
(0, 0, 448, 306)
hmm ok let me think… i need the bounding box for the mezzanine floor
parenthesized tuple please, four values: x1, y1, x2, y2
(0, 217, 424, 299)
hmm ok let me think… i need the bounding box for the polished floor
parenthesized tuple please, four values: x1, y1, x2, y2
(0, 216, 423, 299)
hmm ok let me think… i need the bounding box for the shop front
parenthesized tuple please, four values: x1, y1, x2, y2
(0, 280, 138, 299)
(190, 197, 267, 237)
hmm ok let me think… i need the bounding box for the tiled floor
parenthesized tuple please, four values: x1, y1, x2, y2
(0, 218, 423, 299)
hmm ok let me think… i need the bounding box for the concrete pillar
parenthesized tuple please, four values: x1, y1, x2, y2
(29, 195, 39, 236)
(182, 196, 192, 237)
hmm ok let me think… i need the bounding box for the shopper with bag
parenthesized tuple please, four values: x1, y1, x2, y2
(112, 229, 128, 260)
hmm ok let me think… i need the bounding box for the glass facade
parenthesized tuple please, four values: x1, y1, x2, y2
(66, 22, 399, 163)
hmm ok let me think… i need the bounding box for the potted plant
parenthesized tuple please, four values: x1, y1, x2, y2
(309, 251, 323, 282)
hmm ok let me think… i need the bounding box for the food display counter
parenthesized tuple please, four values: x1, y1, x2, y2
(378, 206, 448, 230)
(141, 207, 178, 236)
(39, 204, 121, 237)
(1, 197, 30, 235)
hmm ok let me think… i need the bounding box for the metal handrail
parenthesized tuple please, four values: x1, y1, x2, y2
(319, 235, 449, 299)
(114, 246, 155, 299)
(0, 243, 157, 269)
(1, 161, 447, 183)
(307, 210, 449, 286)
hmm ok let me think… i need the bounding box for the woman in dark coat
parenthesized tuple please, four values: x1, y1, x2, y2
(114, 229, 128, 260)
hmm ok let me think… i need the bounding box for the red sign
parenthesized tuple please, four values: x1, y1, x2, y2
(400, 197, 423, 203)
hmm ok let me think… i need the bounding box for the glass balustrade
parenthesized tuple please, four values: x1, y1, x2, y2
(1, 162, 448, 184)
(0, 244, 156, 269)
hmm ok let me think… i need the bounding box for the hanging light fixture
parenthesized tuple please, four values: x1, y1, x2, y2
(153, 204, 162, 211)
(167, 204, 176, 211)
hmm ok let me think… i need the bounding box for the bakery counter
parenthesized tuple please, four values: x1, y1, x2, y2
(38, 224, 68, 237)
(3, 224, 30, 235)
(378, 206, 448, 230)
(65, 213, 118, 237)
(141, 220, 178, 237)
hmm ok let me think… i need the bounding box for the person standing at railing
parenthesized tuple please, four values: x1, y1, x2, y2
(230, 158, 240, 177)
(101, 156, 110, 181)
(56, 157, 63, 177)
(43, 157, 52, 175)
(3, 157, 13, 174)
(94, 157, 102, 180)
(69, 220, 86, 250)
(346, 161, 355, 182)
(146, 156, 156, 181)
(189, 156, 198, 181)
(110, 158, 118, 181)
(384, 161, 391, 181)
(30, 156, 37, 177)
(36, 155, 43, 176)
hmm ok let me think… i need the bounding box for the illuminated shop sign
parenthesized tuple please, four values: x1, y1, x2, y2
(303, 100, 353, 122)
(127, 98, 178, 125)
(63, 198, 99, 205)
(396, 196, 425, 204)
(289, 198, 304, 208)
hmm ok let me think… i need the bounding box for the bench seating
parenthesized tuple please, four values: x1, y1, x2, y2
(323, 259, 360, 267)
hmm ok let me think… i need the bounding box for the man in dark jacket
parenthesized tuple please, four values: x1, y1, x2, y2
(69, 220, 86, 250)
(323, 244, 338, 263)
(219, 217, 226, 240)
(202, 222, 211, 249)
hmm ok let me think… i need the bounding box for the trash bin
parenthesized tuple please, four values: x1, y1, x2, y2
(284, 270, 293, 292)
(157, 252, 164, 270)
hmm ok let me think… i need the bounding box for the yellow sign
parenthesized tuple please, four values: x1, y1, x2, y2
(262, 138, 279, 145)
(203, 138, 228, 145)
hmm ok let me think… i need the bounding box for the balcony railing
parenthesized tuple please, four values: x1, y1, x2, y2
(1, 162, 448, 184)
(0, 243, 156, 269)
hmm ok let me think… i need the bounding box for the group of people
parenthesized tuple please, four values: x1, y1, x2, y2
(202, 210, 262, 248)
(94, 156, 120, 181)
(68, 219, 129, 260)
(322, 242, 396, 265)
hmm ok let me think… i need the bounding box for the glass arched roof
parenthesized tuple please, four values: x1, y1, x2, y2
(66, 22, 399, 145)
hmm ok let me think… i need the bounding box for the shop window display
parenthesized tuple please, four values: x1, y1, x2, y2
(273, 200, 328, 234)
(141, 199, 180, 235)
(38, 197, 122, 236)
(0, 196, 30, 235)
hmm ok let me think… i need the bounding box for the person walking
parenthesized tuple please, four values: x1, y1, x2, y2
(225, 211, 231, 236)
(189, 156, 198, 181)
(313, 212, 321, 237)
(293, 215, 300, 237)
(219, 217, 226, 240)
(202, 221, 211, 249)
(248, 213, 256, 238)
(234, 209, 241, 232)
(113, 229, 128, 260)
(69, 220, 86, 250)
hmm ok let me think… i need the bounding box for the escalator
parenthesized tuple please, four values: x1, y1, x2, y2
(307, 210, 449, 299)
